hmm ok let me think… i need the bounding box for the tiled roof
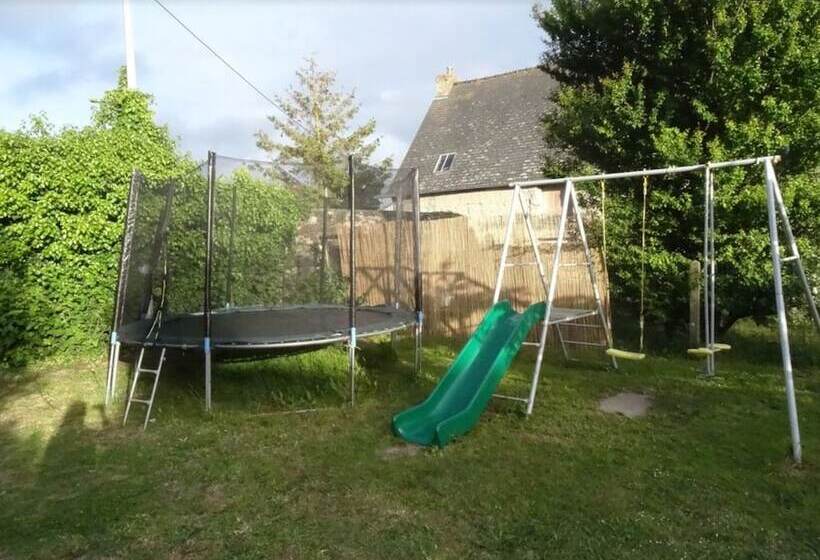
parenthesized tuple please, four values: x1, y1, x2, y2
(398, 67, 557, 196)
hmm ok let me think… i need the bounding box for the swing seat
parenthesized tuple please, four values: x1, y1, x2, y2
(687, 343, 731, 358)
(606, 348, 646, 361)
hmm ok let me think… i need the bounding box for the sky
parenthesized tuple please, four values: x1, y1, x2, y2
(0, 1, 546, 164)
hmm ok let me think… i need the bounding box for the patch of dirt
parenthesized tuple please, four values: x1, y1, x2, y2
(203, 484, 230, 513)
(378, 444, 423, 459)
(599, 392, 653, 418)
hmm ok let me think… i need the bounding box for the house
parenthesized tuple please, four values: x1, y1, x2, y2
(398, 67, 561, 220)
(373, 67, 609, 340)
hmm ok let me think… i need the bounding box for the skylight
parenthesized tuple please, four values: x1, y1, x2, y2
(434, 153, 455, 173)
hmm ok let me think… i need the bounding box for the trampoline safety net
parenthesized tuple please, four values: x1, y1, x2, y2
(111, 153, 421, 352)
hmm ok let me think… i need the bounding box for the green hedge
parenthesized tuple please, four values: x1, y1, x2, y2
(0, 72, 191, 366)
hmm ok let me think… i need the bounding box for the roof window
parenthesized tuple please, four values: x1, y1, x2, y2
(434, 153, 455, 173)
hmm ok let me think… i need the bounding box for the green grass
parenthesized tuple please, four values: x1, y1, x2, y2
(0, 321, 818, 559)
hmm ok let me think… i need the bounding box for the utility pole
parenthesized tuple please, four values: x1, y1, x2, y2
(123, 0, 137, 88)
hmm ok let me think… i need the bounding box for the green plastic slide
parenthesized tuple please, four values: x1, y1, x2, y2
(392, 300, 546, 447)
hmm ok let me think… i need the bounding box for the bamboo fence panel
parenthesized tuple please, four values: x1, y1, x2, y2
(338, 212, 610, 347)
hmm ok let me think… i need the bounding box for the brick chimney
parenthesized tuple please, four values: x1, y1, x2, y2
(435, 66, 457, 98)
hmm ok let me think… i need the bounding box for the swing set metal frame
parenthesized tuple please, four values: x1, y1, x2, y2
(495, 155, 819, 463)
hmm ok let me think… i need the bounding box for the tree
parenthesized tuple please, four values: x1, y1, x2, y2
(536, 0, 820, 334)
(0, 68, 191, 365)
(256, 57, 384, 197)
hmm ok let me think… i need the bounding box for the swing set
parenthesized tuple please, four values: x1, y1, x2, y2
(599, 170, 733, 364)
(494, 155, 819, 463)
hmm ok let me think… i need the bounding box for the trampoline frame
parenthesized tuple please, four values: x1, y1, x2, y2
(105, 153, 423, 411)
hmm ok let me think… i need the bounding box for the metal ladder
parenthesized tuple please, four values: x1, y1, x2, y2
(553, 318, 610, 361)
(123, 347, 166, 429)
(492, 180, 617, 415)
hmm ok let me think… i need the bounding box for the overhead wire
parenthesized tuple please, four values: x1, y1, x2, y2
(150, 0, 310, 135)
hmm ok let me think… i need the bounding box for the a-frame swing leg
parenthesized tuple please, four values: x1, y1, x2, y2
(524, 180, 573, 415)
(769, 166, 820, 333)
(764, 158, 804, 463)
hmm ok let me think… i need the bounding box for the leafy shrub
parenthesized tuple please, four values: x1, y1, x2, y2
(0, 70, 192, 366)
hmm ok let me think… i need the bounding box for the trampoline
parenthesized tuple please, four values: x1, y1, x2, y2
(118, 305, 415, 352)
(105, 152, 423, 414)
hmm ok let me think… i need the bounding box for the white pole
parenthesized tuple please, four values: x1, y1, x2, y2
(709, 168, 717, 373)
(514, 156, 780, 189)
(770, 173, 820, 332)
(493, 184, 521, 304)
(702, 165, 713, 375)
(123, 0, 137, 89)
(764, 158, 801, 464)
(525, 180, 573, 415)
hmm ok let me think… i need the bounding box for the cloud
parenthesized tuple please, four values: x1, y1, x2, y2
(0, 1, 544, 164)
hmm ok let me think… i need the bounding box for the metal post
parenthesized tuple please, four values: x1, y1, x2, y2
(769, 170, 820, 332)
(764, 158, 801, 464)
(204, 151, 216, 411)
(702, 164, 713, 375)
(122, 0, 137, 89)
(708, 167, 717, 373)
(526, 180, 573, 415)
(411, 168, 423, 375)
(393, 174, 406, 309)
(569, 186, 617, 368)
(348, 155, 357, 404)
(109, 341, 121, 403)
(319, 184, 329, 301)
(493, 184, 521, 303)
(106, 338, 116, 404)
(107, 170, 141, 405)
(225, 176, 238, 307)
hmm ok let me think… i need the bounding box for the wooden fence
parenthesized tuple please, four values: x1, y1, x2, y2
(338, 213, 609, 346)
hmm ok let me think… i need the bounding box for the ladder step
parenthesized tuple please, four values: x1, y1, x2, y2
(782, 255, 799, 263)
(504, 262, 539, 267)
(562, 340, 606, 347)
(129, 398, 151, 405)
(521, 341, 540, 347)
(557, 322, 603, 329)
(138, 368, 161, 375)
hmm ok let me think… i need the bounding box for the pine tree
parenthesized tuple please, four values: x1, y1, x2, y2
(256, 57, 381, 197)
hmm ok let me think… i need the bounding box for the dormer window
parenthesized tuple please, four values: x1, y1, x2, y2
(434, 153, 455, 173)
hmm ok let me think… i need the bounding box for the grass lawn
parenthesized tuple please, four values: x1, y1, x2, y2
(1, 321, 818, 559)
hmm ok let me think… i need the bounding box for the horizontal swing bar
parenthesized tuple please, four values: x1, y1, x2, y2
(512, 156, 781, 189)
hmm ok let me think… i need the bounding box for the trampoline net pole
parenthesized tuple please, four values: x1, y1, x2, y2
(412, 167, 423, 375)
(204, 151, 216, 411)
(348, 154, 357, 405)
(107, 170, 142, 404)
